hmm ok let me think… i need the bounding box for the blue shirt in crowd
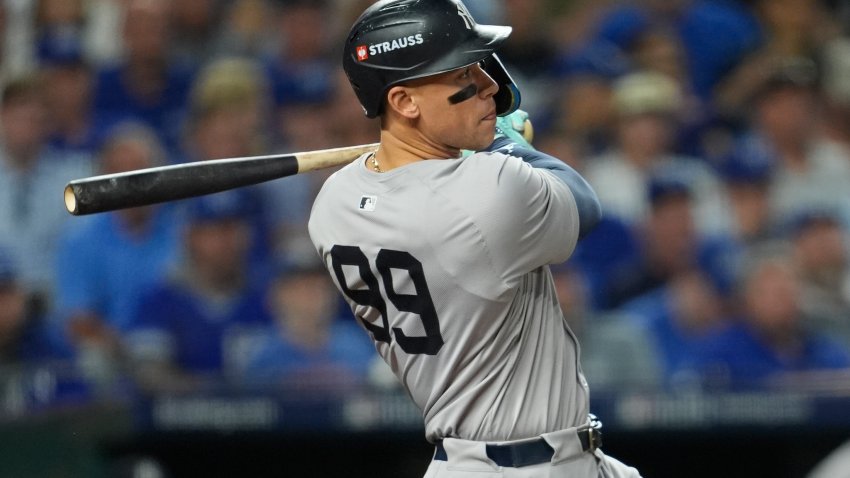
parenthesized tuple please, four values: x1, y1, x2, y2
(622, 287, 724, 389)
(54, 207, 181, 333)
(92, 63, 194, 157)
(243, 320, 375, 387)
(127, 275, 272, 374)
(695, 322, 850, 390)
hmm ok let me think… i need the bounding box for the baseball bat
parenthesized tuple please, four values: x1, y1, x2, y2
(64, 143, 380, 216)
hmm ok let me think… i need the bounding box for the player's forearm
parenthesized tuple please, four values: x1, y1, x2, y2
(488, 138, 602, 238)
(540, 163, 601, 239)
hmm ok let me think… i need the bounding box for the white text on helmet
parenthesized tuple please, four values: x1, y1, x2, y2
(368, 34, 424, 56)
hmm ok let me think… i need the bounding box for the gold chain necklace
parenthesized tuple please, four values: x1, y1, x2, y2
(370, 152, 382, 173)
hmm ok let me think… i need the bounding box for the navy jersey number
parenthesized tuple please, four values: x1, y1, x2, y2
(330, 245, 444, 355)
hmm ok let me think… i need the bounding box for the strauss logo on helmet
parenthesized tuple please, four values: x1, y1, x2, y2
(357, 34, 425, 61)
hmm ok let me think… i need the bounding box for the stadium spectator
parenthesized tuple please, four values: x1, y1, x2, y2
(821, 38, 850, 154)
(575, 1, 724, 154)
(788, 210, 850, 349)
(577, 0, 762, 113)
(78, 0, 124, 67)
(570, 215, 642, 311)
(0, 73, 92, 311)
(630, 25, 721, 159)
(714, 148, 776, 248)
(550, 263, 661, 391)
(184, 56, 310, 263)
(322, 67, 379, 150)
(620, 269, 730, 391)
(34, 0, 85, 45)
(583, 70, 724, 233)
(597, 177, 738, 310)
(170, 0, 226, 70)
(92, 0, 194, 158)
(215, 0, 276, 59)
(696, 245, 850, 390)
(713, 0, 838, 121)
(0, 248, 63, 367)
(1, 0, 39, 84)
(0, 247, 79, 417)
(735, 58, 850, 231)
(241, 255, 375, 391)
(125, 190, 273, 393)
(184, 57, 270, 162)
(262, 0, 335, 109)
(543, 43, 623, 161)
(53, 123, 180, 384)
(36, 25, 103, 160)
(819, 37, 850, 227)
(277, 93, 336, 153)
(676, 0, 763, 103)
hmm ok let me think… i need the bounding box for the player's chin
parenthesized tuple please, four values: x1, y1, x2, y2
(455, 123, 496, 152)
(465, 134, 493, 152)
(476, 122, 497, 148)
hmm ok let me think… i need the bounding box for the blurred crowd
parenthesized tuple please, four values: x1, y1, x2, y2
(2, 0, 850, 415)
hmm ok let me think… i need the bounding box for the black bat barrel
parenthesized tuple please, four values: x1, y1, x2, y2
(65, 153, 299, 216)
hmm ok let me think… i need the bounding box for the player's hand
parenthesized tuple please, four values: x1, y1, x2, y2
(494, 109, 534, 150)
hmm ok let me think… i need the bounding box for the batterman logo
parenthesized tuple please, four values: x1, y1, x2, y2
(358, 34, 424, 61)
(356, 45, 368, 61)
(359, 195, 377, 212)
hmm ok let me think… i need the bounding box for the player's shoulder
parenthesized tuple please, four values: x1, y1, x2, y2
(444, 149, 531, 186)
(461, 148, 516, 168)
(312, 156, 364, 202)
(321, 156, 361, 185)
(457, 148, 563, 198)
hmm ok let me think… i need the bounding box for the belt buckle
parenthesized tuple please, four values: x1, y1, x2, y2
(585, 414, 603, 452)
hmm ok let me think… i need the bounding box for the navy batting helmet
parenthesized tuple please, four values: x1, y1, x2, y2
(342, 0, 521, 118)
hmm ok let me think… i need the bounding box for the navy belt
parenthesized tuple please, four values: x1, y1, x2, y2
(434, 417, 603, 468)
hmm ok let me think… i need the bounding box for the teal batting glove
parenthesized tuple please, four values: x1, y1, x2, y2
(494, 109, 534, 150)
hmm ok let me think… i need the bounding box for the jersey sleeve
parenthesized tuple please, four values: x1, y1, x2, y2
(463, 152, 580, 287)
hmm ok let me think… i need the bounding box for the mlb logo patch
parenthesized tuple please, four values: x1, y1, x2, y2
(356, 45, 369, 61)
(359, 195, 377, 212)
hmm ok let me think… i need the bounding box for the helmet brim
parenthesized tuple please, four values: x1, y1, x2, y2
(419, 24, 512, 78)
(472, 24, 512, 49)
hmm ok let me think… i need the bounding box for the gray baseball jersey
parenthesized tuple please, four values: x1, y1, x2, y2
(308, 150, 589, 443)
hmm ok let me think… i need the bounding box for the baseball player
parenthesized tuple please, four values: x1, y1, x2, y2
(309, 1, 642, 476)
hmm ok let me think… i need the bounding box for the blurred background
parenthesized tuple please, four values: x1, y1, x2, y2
(1, 0, 850, 476)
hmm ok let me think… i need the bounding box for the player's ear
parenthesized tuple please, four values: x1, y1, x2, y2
(385, 85, 420, 119)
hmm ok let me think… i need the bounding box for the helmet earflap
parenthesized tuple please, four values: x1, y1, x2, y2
(483, 54, 521, 117)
